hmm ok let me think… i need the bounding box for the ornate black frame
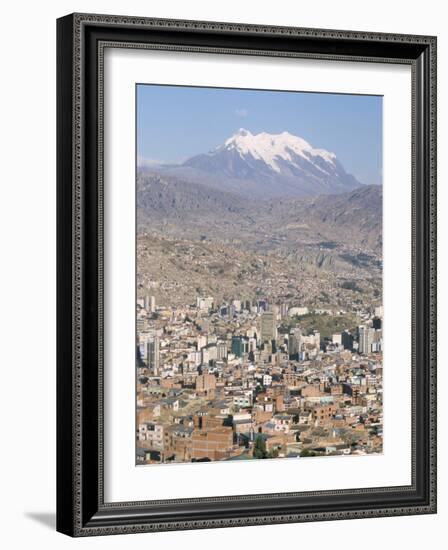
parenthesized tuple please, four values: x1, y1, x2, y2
(56, 13, 437, 537)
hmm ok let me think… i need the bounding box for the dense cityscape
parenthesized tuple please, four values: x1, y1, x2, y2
(136, 289, 383, 464)
(135, 114, 383, 465)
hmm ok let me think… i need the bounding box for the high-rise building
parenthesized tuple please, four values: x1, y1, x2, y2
(358, 326, 375, 354)
(231, 336, 247, 358)
(201, 344, 218, 365)
(147, 336, 160, 374)
(144, 295, 156, 313)
(332, 333, 342, 346)
(196, 296, 214, 312)
(188, 350, 202, 366)
(219, 305, 229, 317)
(372, 329, 383, 352)
(232, 300, 241, 312)
(217, 342, 228, 360)
(197, 335, 207, 350)
(296, 331, 320, 349)
(374, 305, 384, 318)
(260, 312, 277, 342)
(372, 317, 382, 330)
(207, 334, 217, 346)
(248, 337, 257, 353)
(341, 330, 354, 351)
(288, 328, 302, 356)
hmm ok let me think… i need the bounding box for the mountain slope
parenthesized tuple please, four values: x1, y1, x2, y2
(136, 174, 382, 306)
(265, 184, 383, 251)
(137, 172, 245, 220)
(137, 171, 382, 255)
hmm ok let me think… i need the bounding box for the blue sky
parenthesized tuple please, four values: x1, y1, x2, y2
(137, 84, 382, 186)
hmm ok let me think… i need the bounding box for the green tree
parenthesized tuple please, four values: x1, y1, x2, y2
(253, 435, 267, 459)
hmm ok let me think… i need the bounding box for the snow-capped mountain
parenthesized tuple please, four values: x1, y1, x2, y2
(149, 129, 363, 198)
(197, 128, 338, 175)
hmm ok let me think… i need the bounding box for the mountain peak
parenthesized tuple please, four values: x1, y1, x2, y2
(221, 129, 336, 174)
(157, 129, 364, 199)
(235, 128, 252, 137)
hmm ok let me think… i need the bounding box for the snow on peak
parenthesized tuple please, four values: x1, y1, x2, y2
(222, 129, 336, 173)
(235, 128, 252, 137)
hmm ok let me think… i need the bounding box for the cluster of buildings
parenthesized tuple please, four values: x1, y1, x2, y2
(136, 295, 383, 464)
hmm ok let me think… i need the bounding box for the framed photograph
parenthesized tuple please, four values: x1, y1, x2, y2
(57, 13, 437, 536)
